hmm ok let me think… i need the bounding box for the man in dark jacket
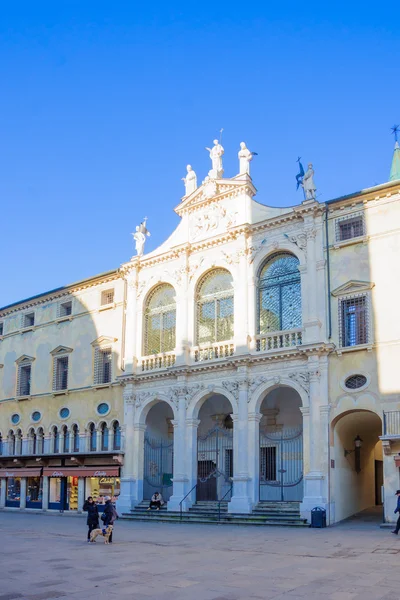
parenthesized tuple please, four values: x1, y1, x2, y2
(83, 496, 99, 543)
(102, 496, 117, 544)
(392, 490, 400, 534)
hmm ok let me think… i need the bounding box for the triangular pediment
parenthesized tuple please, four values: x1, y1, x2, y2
(175, 175, 256, 216)
(15, 354, 35, 364)
(50, 345, 73, 356)
(91, 335, 118, 346)
(331, 280, 375, 297)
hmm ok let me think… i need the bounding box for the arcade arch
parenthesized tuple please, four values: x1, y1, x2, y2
(142, 400, 174, 502)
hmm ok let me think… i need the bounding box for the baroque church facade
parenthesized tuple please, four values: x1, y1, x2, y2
(0, 138, 400, 525)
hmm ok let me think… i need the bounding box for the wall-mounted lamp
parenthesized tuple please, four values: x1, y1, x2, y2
(344, 435, 363, 473)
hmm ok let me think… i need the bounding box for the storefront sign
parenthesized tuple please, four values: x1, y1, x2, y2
(99, 477, 116, 484)
(43, 467, 120, 477)
(0, 468, 42, 478)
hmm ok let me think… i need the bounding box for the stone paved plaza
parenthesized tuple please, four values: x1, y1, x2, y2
(1, 511, 400, 600)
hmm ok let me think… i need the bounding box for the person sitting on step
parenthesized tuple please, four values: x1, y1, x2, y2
(147, 492, 164, 510)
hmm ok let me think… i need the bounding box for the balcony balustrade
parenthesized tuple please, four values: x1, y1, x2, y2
(192, 341, 235, 363)
(141, 351, 176, 372)
(255, 329, 302, 352)
(0, 432, 125, 458)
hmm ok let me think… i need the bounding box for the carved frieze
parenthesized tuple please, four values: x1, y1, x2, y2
(222, 380, 240, 400)
(288, 371, 310, 393)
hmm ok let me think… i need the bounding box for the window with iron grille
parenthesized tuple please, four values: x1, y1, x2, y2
(58, 300, 72, 317)
(144, 284, 176, 355)
(0, 322, 3, 336)
(196, 269, 234, 345)
(17, 362, 32, 396)
(335, 212, 365, 242)
(345, 374, 367, 389)
(101, 289, 114, 306)
(22, 312, 35, 328)
(260, 446, 277, 480)
(339, 294, 369, 347)
(258, 253, 301, 333)
(94, 347, 112, 384)
(53, 356, 69, 391)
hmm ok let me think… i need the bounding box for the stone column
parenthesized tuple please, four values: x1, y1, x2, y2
(109, 428, 115, 452)
(20, 477, 27, 509)
(117, 386, 136, 514)
(185, 418, 200, 507)
(0, 478, 6, 508)
(42, 476, 49, 511)
(132, 423, 147, 505)
(124, 272, 138, 374)
(77, 477, 85, 512)
(300, 362, 327, 522)
(248, 412, 262, 506)
(96, 428, 102, 452)
(303, 221, 320, 344)
(168, 390, 189, 511)
(229, 377, 252, 513)
(319, 404, 331, 522)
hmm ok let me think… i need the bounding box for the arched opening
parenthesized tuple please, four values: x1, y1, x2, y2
(61, 425, 69, 453)
(8, 430, 15, 455)
(259, 386, 303, 502)
(196, 269, 234, 346)
(15, 429, 22, 455)
(100, 422, 109, 451)
(196, 394, 234, 502)
(144, 284, 176, 356)
(28, 428, 37, 455)
(112, 420, 121, 451)
(88, 422, 96, 452)
(71, 424, 79, 452)
(37, 427, 44, 454)
(0, 432, 2, 456)
(332, 409, 382, 522)
(52, 426, 59, 454)
(143, 401, 174, 502)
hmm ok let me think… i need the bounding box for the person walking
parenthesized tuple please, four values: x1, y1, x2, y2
(392, 490, 400, 534)
(102, 495, 118, 544)
(83, 496, 99, 543)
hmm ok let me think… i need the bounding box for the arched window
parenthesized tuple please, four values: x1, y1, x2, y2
(28, 428, 37, 454)
(8, 430, 15, 455)
(37, 427, 44, 454)
(15, 429, 22, 455)
(100, 422, 109, 451)
(89, 423, 96, 452)
(0, 433, 2, 456)
(52, 426, 59, 454)
(72, 424, 79, 453)
(144, 284, 176, 355)
(196, 269, 234, 344)
(258, 253, 301, 333)
(62, 425, 69, 453)
(112, 421, 121, 450)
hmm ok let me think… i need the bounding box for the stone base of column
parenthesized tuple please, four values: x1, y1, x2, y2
(300, 472, 327, 524)
(167, 477, 190, 512)
(228, 477, 252, 514)
(116, 477, 136, 514)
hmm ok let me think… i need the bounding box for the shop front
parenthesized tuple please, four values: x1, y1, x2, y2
(43, 467, 120, 511)
(0, 468, 42, 508)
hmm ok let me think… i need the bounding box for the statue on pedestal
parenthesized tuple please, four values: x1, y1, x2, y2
(302, 163, 317, 200)
(205, 139, 224, 178)
(238, 142, 257, 175)
(182, 165, 197, 196)
(132, 218, 151, 257)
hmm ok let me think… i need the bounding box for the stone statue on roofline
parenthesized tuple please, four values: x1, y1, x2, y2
(182, 164, 197, 196)
(132, 217, 151, 257)
(302, 163, 317, 200)
(205, 139, 224, 178)
(238, 142, 257, 176)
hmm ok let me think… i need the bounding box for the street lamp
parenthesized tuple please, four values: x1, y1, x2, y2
(344, 435, 363, 473)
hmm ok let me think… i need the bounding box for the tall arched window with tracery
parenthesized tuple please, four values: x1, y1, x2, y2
(196, 269, 234, 345)
(258, 253, 302, 334)
(144, 284, 176, 355)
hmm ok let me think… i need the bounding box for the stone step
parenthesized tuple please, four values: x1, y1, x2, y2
(121, 513, 308, 527)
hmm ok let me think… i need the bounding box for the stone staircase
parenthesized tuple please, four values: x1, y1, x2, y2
(121, 500, 308, 527)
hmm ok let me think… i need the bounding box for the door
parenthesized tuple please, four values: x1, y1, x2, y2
(197, 426, 233, 502)
(143, 435, 174, 501)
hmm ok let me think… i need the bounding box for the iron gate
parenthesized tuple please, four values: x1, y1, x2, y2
(259, 426, 303, 502)
(144, 435, 174, 501)
(197, 426, 233, 501)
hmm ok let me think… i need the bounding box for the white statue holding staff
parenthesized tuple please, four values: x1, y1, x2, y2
(302, 163, 317, 200)
(205, 139, 224, 178)
(182, 164, 197, 196)
(238, 142, 257, 175)
(132, 217, 151, 257)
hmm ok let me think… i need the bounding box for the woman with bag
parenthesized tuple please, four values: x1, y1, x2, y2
(83, 496, 99, 543)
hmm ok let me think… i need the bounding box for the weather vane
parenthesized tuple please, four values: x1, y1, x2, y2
(391, 125, 400, 144)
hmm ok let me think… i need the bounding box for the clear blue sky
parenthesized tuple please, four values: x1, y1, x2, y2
(1, 1, 398, 307)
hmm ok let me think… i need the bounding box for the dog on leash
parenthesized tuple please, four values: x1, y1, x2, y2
(90, 524, 113, 544)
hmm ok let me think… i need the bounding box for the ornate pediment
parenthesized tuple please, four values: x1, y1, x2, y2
(91, 335, 118, 347)
(331, 280, 375, 297)
(15, 355, 35, 364)
(50, 345, 73, 356)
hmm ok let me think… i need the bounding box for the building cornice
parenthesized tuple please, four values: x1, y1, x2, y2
(327, 180, 400, 212)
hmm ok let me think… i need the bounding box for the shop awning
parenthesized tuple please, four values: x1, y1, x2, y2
(43, 467, 120, 478)
(0, 468, 42, 477)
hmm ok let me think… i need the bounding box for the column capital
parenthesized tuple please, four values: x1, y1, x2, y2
(319, 404, 331, 416)
(186, 418, 200, 429)
(300, 406, 310, 416)
(133, 423, 146, 432)
(170, 419, 180, 428)
(248, 412, 262, 423)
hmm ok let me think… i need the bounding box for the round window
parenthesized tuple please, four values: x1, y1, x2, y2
(345, 374, 367, 390)
(97, 402, 109, 415)
(32, 411, 41, 422)
(11, 413, 20, 425)
(60, 407, 70, 419)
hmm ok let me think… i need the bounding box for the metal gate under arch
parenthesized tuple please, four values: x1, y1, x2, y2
(259, 426, 303, 502)
(144, 435, 174, 501)
(197, 426, 233, 502)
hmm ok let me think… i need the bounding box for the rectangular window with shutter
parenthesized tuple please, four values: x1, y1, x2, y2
(18, 364, 31, 396)
(94, 347, 112, 384)
(101, 289, 114, 306)
(339, 295, 369, 347)
(58, 300, 72, 317)
(53, 356, 69, 391)
(336, 212, 365, 242)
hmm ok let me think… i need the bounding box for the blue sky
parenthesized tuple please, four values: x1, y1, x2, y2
(1, 1, 399, 307)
